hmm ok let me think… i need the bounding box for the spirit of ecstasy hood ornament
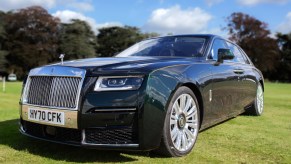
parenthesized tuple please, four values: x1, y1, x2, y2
(59, 54, 65, 65)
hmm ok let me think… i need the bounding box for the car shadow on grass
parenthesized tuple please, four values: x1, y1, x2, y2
(0, 119, 153, 163)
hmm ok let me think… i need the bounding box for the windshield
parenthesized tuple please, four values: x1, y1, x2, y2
(116, 36, 206, 57)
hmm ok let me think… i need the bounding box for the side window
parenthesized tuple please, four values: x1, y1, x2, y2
(226, 42, 246, 64)
(209, 39, 228, 60)
(238, 48, 251, 64)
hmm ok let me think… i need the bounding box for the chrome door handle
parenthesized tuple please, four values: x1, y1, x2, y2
(233, 69, 244, 74)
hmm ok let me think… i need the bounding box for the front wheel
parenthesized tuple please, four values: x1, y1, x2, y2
(155, 86, 200, 157)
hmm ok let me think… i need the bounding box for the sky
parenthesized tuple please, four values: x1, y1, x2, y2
(0, 0, 291, 36)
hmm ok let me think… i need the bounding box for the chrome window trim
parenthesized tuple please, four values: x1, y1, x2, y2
(21, 66, 86, 111)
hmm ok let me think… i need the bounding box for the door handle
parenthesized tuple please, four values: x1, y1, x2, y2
(233, 69, 244, 74)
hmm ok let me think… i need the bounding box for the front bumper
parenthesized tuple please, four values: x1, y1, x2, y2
(20, 119, 139, 149)
(20, 104, 140, 150)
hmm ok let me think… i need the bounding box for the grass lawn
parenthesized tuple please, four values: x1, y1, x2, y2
(0, 82, 290, 163)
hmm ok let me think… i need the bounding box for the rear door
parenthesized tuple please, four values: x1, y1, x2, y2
(226, 42, 257, 114)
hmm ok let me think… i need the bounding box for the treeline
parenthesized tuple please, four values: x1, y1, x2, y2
(226, 12, 291, 82)
(0, 6, 291, 82)
(0, 6, 158, 78)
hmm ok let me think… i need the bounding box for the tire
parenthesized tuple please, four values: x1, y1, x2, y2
(248, 83, 264, 116)
(154, 86, 200, 157)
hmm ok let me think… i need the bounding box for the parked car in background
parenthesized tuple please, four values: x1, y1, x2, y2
(19, 34, 264, 157)
(8, 74, 17, 81)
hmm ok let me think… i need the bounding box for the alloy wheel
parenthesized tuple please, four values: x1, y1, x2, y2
(169, 94, 199, 152)
(256, 84, 264, 114)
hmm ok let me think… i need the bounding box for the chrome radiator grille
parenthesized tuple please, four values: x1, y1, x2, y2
(25, 76, 82, 109)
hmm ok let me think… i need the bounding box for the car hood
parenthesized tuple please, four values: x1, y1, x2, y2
(49, 57, 202, 75)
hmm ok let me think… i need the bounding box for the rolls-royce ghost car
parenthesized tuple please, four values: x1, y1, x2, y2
(19, 34, 264, 157)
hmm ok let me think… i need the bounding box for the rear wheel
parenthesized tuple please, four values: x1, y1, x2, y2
(249, 83, 264, 116)
(155, 86, 200, 157)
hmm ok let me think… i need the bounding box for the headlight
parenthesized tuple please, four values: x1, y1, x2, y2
(94, 76, 144, 91)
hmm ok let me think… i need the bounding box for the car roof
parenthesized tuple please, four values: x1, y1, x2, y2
(145, 34, 223, 41)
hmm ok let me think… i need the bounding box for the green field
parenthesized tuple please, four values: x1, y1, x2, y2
(0, 82, 290, 163)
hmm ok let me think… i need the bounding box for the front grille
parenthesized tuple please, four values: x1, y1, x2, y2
(85, 127, 138, 144)
(25, 76, 81, 109)
(22, 120, 82, 143)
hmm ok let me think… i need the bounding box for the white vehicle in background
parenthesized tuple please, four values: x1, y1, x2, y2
(8, 74, 17, 81)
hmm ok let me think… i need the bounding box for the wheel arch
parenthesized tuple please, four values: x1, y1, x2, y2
(181, 82, 204, 128)
(259, 80, 264, 92)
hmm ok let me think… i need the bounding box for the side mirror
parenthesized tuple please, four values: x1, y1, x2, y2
(113, 52, 120, 56)
(217, 48, 234, 63)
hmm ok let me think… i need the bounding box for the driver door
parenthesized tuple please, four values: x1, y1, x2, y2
(207, 39, 239, 122)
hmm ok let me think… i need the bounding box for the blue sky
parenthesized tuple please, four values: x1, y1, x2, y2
(0, 0, 291, 36)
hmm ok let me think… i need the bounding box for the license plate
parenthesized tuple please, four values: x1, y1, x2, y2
(28, 108, 65, 125)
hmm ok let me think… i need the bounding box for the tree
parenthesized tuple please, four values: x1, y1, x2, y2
(226, 12, 280, 76)
(0, 50, 8, 73)
(58, 19, 96, 60)
(270, 33, 291, 82)
(4, 6, 59, 78)
(0, 11, 7, 72)
(96, 26, 158, 57)
(0, 11, 6, 46)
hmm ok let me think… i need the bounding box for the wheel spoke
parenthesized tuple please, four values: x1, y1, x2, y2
(186, 119, 197, 124)
(180, 95, 186, 112)
(174, 102, 180, 114)
(171, 114, 177, 120)
(181, 131, 187, 150)
(171, 127, 179, 141)
(175, 131, 182, 149)
(183, 97, 193, 113)
(187, 122, 198, 129)
(170, 115, 177, 125)
(184, 128, 194, 140)
(186, 105, 197, 117)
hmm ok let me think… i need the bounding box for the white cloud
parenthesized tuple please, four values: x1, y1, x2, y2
(67, 1, 94, 12)
(0, 0, 94, 12)
(143, 5, 213, 34)
(0, 0, 56, 11)
(95, 22, 124, 29)
(205, 0, 224, 7)
(277, 12, 291, 33)
(237, 0, 289, 6)
(53, 10, 123, 34)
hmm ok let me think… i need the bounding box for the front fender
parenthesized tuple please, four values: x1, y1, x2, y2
(138, 65, 189, 150)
